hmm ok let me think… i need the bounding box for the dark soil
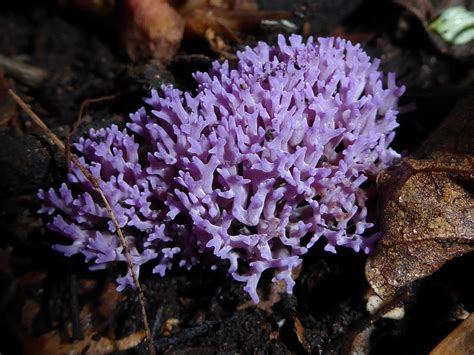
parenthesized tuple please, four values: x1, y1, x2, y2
(0, 1, 472, 354)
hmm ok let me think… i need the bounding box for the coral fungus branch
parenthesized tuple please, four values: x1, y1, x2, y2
(8, 89, 156, 355)
(35, 35, 405, 304)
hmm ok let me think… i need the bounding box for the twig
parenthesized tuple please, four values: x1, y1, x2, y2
(8, 90, 66, 150)
(73, 95, 118, 137)
(66, 94, 117, 173)
(0, 54, 47, 87)
(8, 89, 156, 355)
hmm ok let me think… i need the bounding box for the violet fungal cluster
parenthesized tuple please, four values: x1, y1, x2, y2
(38, 35, 405, 303)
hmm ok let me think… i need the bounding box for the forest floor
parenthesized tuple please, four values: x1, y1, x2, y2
(0, 1, 472, 354)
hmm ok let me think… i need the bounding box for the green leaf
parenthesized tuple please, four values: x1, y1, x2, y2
(429, 6, 474, 45)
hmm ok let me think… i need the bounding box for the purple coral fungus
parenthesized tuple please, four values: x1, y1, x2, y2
(38, 34, 405, 303)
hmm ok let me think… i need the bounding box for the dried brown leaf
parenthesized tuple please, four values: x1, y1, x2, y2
(366, 154, 473, 298)
(161, 318, 180, 337)
(23, 328, 146, 355)
(414, 95, 474, 158)
(430, 312, 474, 355)
(366, 96, 474, 300)
(348, 325, 374, 355)
(293, 317, 311, 353)
(279, 316, 311, 353)
(177, 0, 291, 55)
(15, 281, 133, 354)
(59, 0, 291, 59)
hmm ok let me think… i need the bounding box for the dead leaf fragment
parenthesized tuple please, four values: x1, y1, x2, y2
(430, 312, 474, 355)
(162, 318, 180, 337)
(366, 154, 474, 299)
(121, 0, 185, 62)
(58, 0, 292, 59)
(366, 95, 474, 300)
(12, 279, 133, 354)
(176, 0, 291, 55)
(293, 317, 311, 352)
(279, 316, 311, 353)
(23, 329, 146, 355)
(348, 326, 374, 355)
(414, 95, 474, 157)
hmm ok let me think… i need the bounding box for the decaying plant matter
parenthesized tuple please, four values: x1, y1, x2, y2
(60, 0, 293, 60)
(366, 96, 474, 300)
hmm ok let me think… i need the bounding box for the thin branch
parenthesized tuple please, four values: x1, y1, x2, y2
(74, 95, 118, 135)
(8, 89, 156, 355)
(66, 94, 117, 173)
(9, 90, 66, 150)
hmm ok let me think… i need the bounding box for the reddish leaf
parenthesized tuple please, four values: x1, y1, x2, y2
(121, 0, 185, 62)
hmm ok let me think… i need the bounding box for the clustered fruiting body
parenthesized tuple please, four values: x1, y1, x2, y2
(39, 35, 405, 303)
